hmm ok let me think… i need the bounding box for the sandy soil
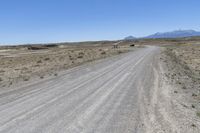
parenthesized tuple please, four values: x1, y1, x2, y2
(168, 44, 200, 78)
(0, 42, 135, 88)
(159, 44, 200, 132)
(0, 46, 163, 133)
(0, 38, 199, 132)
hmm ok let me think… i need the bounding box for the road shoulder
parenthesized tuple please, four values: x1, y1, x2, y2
(159, 46, 200, 132)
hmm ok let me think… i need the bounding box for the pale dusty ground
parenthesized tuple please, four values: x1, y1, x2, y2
(0, 46, 199, 133)
(0, 39, 200, 132)
(0, 43, 134, 88)
(170, 44, 200, 78)
(160, 44, 200, 132)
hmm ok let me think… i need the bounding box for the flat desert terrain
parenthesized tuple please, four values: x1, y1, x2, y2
(0, 39, 199, 133)
(0, 41, 135, 88)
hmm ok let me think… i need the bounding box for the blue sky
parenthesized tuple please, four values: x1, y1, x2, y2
(0, 0, 200, 44)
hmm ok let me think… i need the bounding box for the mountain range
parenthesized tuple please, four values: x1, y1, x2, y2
(124, 30, 200, 40)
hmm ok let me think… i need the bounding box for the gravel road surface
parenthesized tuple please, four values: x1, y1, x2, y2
(0, 46, 165, 133)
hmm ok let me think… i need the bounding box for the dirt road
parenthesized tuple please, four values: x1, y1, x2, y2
(0, 46, 199, 133)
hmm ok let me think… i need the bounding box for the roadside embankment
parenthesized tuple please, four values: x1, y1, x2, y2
(160, 44, 200, 131)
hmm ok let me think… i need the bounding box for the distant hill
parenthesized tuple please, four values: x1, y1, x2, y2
(124, 30, 200, 40)
(145, 30, 200, 39)
(124, 36, 137, 40)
